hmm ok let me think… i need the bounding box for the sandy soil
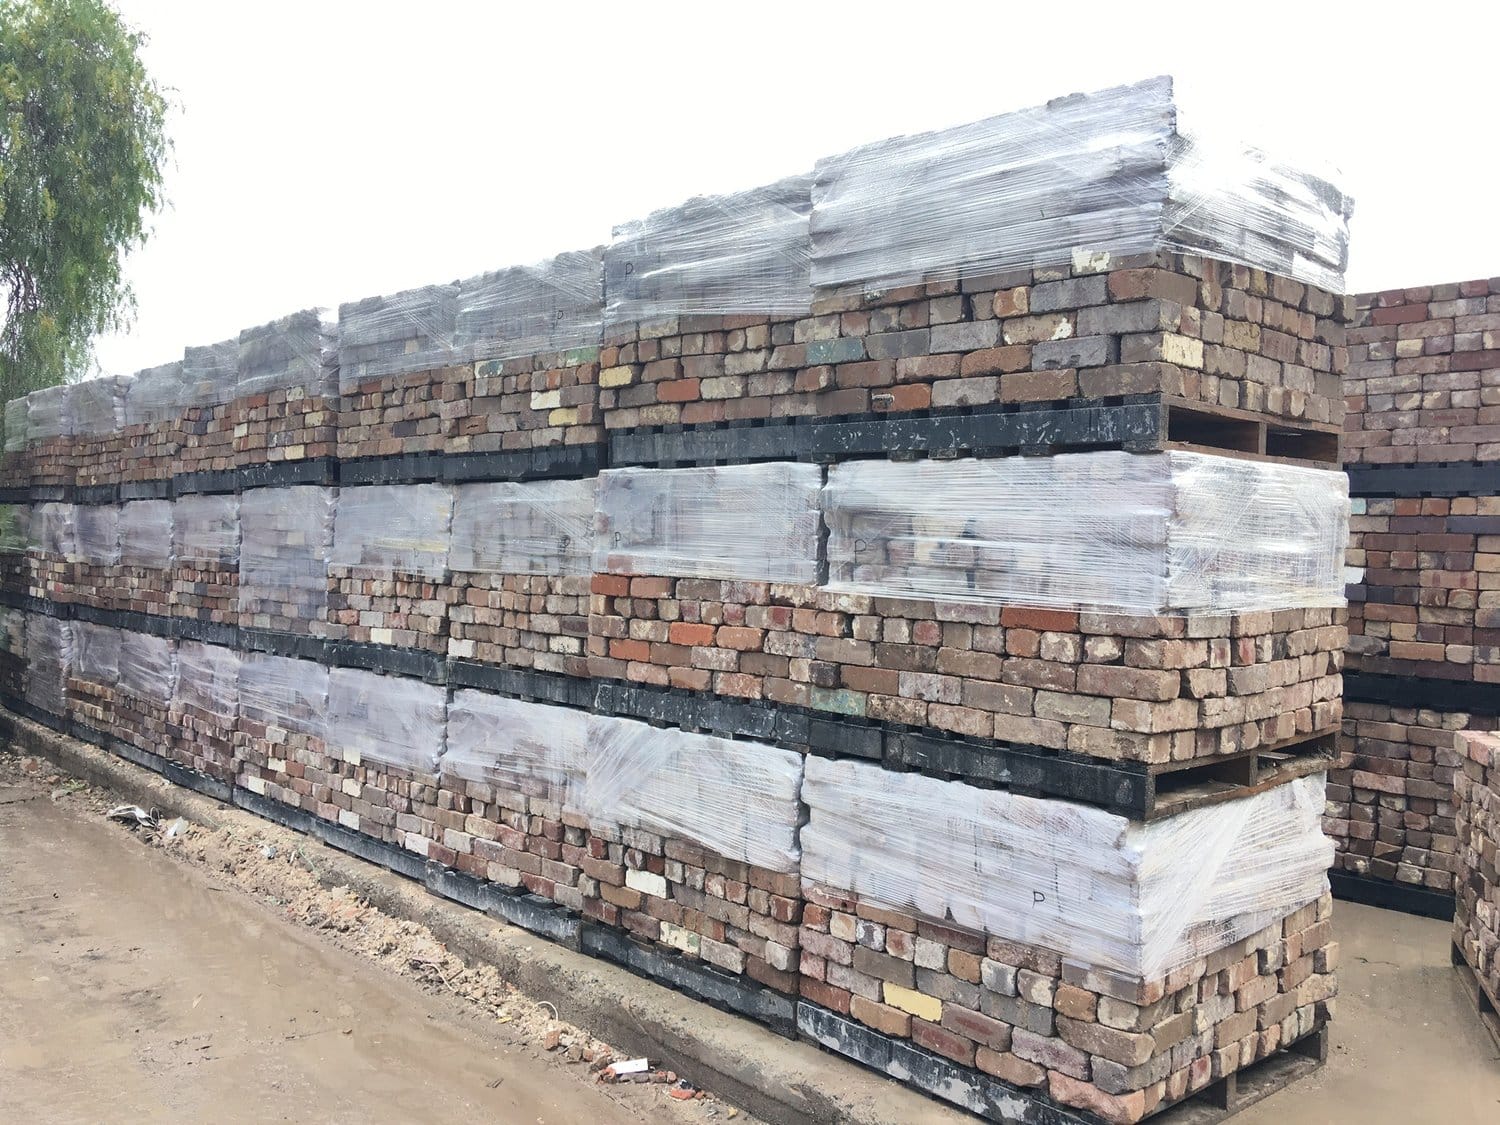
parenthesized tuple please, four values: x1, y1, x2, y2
(0, 752, 751, 1124)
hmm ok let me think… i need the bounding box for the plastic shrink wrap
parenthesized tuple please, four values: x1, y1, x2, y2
(26, 384, 72, 440)
(801, 756, 1332, 979)
(604, 176, 814, 326)
(0, 505, 28, 553)
(182, 339, 238, 408)
(173, 495, 240, 564)
(119, 631, 175, 704)
(444, 693, 802, 873)
(237, 651, 328, 737)
(449, 478, 596, 575)
(174, 641, 240, 720)
(594, 463, 823, 584)
(456, 250, 604, 363)
(32, 503, 76, 558)
(123, 360, 187, 427)
(0, 605, 25, 665)
(237, 308, 338, 399)
(823, 451, 1347, 614)
(4, 397, 27, 452)
(237, 486, 335, 625)
(326, 668, 446, 772)
(74, 505, 121, 565)
(23, 615, 72, 714)
(338, 283, 459, 390)
(808, 76, 1351, 294)
(118, 500, 174, 567)
(73, 622, 122, 685)
(330, 484, 453, 577)
(71, 375, 132, 436)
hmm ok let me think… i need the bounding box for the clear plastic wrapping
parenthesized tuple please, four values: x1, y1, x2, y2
(456, 249, 604, 363)
(0, 504, 29, 553)
(801, 756, 1332, 978)
(71, 375, 132, 436)
(172, 494, 240, 565)
(73, 622, 122, 685)
(26, 384, 72, 440)
(182, 339, 239, 408)
(326, 667, 446, 772)
(4, 397, 27, 452)
(74, 505, 121, 565)
(808, 76, 1351, 293)
(32, 503, 75, 558)
(237, 651, 328, 738)
(594, 463, 823, 583)
(337, 283, 459, 390)
(118, 500, 174, 568)
(237, 486, 335, 624)
(0, 605, 25, 661)
(237, 308, 338, 399)
(444, 693, 802, 872)
(118, 631, 175, 704)
(604, 176, 814, 326)
(173, 640, 240, 720)
(23, 615, 71, 714)
(123, 360, 187, 426)
(823, 451, 1347, 614)
(449, 478, 596, 576)
(330, 484, 453, 577)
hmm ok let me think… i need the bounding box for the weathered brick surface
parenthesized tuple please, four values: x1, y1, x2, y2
(1345, 280, 1500, 465)
(325, 567, 449, 653)
(335, 365, 460, 461)
(801, 884, 1336, 1122)
(449, 350, 604, 454)
(446, 573, 590, 676)
(1455, 731, 1500, 1008)
(589, 578, 1344, 764)
(601, 253, 1347, 434)
(1327, 701, 1487, 892)
(234, 387, 337, 467)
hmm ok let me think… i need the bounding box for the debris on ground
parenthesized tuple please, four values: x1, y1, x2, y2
(105, 803, 159, 831)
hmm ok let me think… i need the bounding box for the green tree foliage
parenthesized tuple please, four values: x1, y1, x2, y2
(0, 0, 169, 409)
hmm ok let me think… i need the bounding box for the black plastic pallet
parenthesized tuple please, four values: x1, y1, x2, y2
(238, 627, 329, 662)
(447, 661, 595, 709)
(1347, 460, 1500, 498)
(119, 478, 173, 501)
(239, 457, 338, 491)
(325, 639, 447, 683)
(338, 451, 446, 486)
(172, 617, 241, 647)
(1328, 869, 1455, 919)
(73, 484, 118, 505)
(1343, 670, 1500, 716)
(609, 399, 1164, 468)
(70, 604, 174, 638)
(170, 467, 239, 496)
(441, 443, 606, 483)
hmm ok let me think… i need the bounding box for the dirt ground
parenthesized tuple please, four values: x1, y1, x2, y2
(3, 748, 1500, 1125)
(0, 754, 751, 1125)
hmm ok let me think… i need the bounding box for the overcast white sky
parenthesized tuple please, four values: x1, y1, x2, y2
(90, 0, 1500, 377)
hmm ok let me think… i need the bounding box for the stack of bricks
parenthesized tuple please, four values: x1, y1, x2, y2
(1454, 730, 1500, 1021)
(70, 375, 131, 492)
(1337, 278, 1500, 899)
(335, 284, 460, 464)
(176, 339, 239, 477)
(120, 360, 187, 492)
(234, 651, 330, 815)
(234, 309, 338, 469)
(1344, 281, 1500, 466)
(117, 500, 174, 617)
(70, 504, 123, 611)
(22, 614, 70, 718)
(0, 505, 29, 602)
(165, 640, 240, 783)
(0, 605, 25, 700)
(320, 667, 447, 845)
(66, 622, 122, 738)
(26, 503, 74, 604)
(114, 630, 175, 758)
(171, 494, 240, 630)
(445, 478, 595, 677)
(237, 485, 335, 637)
(325, 484, 452, 654)
(24, 384, 73, 495)
(449, 250, 605, 462)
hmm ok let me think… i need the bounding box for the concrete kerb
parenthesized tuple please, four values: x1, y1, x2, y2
(3, 712, 970, 1125)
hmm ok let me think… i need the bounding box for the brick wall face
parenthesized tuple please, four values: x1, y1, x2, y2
(1455, 731, 1500, 1008)
(1345, 279, 1500, 465)
(445, 573, 590, 677)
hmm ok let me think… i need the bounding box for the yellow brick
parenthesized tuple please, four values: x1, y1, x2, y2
(883, 983, 942, 1021)
(1161, 333, 1204, 369)
(548, 407, 580, 426)
(599, 365, 636, 388)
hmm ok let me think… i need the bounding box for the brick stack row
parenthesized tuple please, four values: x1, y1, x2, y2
(1334, 281, 1500, 900)
(0, 76, 1353, 1124)
(1454, 729, 1500, 1037)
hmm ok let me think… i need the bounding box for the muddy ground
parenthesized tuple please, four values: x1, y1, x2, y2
(0, 753, 754, 1124)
